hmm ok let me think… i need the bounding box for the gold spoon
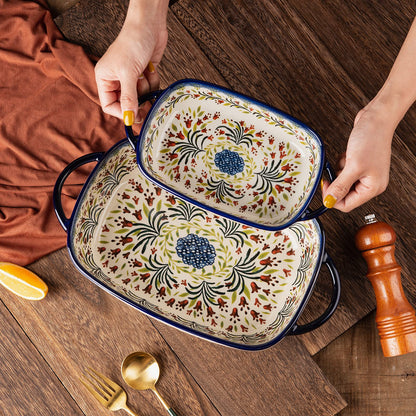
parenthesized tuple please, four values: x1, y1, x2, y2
(121, 352, 178, 416)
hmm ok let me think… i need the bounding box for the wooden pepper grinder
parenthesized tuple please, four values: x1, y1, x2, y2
(355, 214, 416, 357)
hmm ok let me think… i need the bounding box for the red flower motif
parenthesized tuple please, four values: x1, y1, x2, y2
(144, 284, 152, 294)
(260, 257, 273, 266)
(251, 282, 260, 293)
(166, 298, 175, 307)
(218, 298, 227, 308)
(250, 310, 260, 320)
(121, 236, 133, 245)
(133, 210, 142, 220)
(260, 274, 272, 283)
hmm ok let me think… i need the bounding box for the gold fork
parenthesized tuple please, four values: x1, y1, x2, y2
(80, 367, 140, 416)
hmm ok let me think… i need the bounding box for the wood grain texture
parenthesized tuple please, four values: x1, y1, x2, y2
(0, 249, 218, 416)
(170, 0, 416, 355)
(41, 3, 346, 415)
(170, 0, 374, 354)
(7, 0, 416, 414)
(314, 311, 416, 416)
(154, 320, 346, 416)
(0, 248, 346, 416)
(0, 299, 84, 416)
(283, 0, 416, 156)
(54, 0, 128, 57)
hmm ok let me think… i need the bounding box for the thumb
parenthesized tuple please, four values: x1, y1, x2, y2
(323, 168, 358, 209)
(120, 74, 139, 125)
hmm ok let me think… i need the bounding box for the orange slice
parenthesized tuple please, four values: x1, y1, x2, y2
(0, 262, 48, 300)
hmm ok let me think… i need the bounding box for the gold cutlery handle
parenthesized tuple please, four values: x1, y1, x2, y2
(123, 405, 141, 416)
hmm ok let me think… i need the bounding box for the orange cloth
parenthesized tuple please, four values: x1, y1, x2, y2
(0, 0, 123, 265)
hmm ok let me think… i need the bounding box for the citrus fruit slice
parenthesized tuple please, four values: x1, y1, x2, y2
(0, 262, 48, 300)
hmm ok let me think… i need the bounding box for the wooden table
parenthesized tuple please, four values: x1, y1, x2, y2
(1, 1, 416, 415)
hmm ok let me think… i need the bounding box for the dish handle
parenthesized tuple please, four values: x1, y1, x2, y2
(125, 90, 164, 148)
(301, 160, 336, 221)
(53, 152, 105, 232)
(289, 252, 341, 335)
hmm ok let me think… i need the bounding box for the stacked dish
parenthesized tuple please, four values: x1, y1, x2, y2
(54, 80, 340, 349)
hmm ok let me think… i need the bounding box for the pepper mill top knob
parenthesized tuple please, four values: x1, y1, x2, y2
(355, 214, 396, 252)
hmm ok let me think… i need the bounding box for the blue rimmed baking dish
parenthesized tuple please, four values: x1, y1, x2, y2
(125, 79, 334, 231)
(54, 139, 340, 350)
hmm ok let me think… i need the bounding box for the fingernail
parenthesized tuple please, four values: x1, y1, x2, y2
(138, 73, 145, 79)
(133, 109, 144, 124)
(320, 178, 324, 192)
(123, 110, 135, 126)
(147, 61, 155, 73)
(323, 194, 337, 209)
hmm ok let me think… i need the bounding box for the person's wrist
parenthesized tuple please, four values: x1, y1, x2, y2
(124, 0, 169, 32)
(364, 91, 403, 138)
(372, 81, 415, 128)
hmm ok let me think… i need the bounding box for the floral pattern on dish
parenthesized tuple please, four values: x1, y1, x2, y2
(140, 84, 322, 228)
(71, 141, 323, 347)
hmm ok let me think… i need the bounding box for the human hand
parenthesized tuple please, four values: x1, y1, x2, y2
(94, 1, 169, 124)
(321, 103, 394, 212)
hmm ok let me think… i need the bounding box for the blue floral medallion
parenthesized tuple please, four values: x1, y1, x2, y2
(214, 149, 245, 175)
(176, 233, 216, 269)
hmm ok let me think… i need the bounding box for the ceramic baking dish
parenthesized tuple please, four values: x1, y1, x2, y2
(54, 140, 340, 350)
(125, 79, 334, 231)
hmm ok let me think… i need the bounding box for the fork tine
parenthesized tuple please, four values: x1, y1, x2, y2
(82, 370, 112, 399)
(86, 367, 119, 391)
(80, 375, 109, 406)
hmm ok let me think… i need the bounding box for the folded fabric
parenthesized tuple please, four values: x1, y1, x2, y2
(0, 0, 123, 265)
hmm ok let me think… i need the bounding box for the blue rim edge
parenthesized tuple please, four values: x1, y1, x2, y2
(131, 78, 327, 231)
(59, 140, 335, 351)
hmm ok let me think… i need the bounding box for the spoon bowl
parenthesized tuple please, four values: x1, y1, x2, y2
(121, 352, 178, 416)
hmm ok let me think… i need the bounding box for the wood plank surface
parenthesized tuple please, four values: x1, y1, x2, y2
(0, 3, 347, 415)
(154, 320, 345, 416)
(0, 299, 84, 415)
(0, 249, 220, 416)
(315, 311, 416, 416)
(4, 0, 415, 415)
(55, 0, 374, 355)
(169, 0, 416, 354)
(0, 249, 346, 416)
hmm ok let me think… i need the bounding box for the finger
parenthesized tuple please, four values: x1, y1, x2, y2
(145, 61, 161, 92)
(120, 73, 140, 123)
(323, 167, 360, 209)
(137, 75, 151, 100)
(331, 185, 372, 213)
(136, 101, 153, 125)
(336, 153, 346, 171)
(95, 78, 121, 118)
